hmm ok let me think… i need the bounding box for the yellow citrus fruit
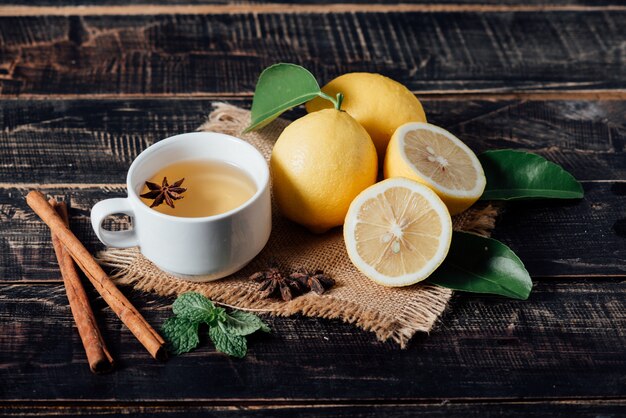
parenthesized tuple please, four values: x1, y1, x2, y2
(344, 177, 452, 287)
(305, 73, 426, 158)
(270, 108, 378, 234)
(384, 122, 486, 215)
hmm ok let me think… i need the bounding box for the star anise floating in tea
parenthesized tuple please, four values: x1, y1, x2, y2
(289, 268, 335, 295)
(250, 264, 335, 301)
(140, 177, 186, 209)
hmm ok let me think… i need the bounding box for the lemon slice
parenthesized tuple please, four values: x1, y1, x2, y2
(384, 122, 486, 215)
(344, 178, 452, 287)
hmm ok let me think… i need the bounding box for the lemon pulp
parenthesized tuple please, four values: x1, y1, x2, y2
(344, 178, 452, 287)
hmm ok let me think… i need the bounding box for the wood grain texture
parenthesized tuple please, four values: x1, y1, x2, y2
(0, 98, 624, 281)
(0, 181, 624, 278)
(0, 99, 623, 184)
(0, 0, 623, 413)
(2, 4, 626, 17)
(0, 280, 624, 401)
(1, 401, 626, 417)
(492, 181, 626, 278)
(0, 11, 624, 96)
(1, 0, 624, 6)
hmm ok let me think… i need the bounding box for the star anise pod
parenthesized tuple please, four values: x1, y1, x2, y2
(289, 268, 335, 295)
(250, 266, 305, 301)
(140, 177, 186, 209)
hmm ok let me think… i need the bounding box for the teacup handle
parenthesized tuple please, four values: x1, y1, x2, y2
(91, 198, 139, 248)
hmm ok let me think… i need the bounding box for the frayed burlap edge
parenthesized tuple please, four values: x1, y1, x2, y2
(99, 249, 455, 346)
(97, 103, 501, 348)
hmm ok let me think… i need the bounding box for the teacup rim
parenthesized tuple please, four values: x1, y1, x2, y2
(126, 131, 270, 223)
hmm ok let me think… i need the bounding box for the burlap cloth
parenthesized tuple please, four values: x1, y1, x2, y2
(98, 103, 499, 347)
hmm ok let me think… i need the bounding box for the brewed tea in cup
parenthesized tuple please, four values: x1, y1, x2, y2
(91, 132, 271, 281)
(139, 160, 257, 218)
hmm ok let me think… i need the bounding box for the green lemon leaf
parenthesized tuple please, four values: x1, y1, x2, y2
(479, 150, 584, 200)
(427, 231, 532, 300)
(244, 63, 322, 132)
(209, 326, 247, 358)
(172, 292, 222, 324)
(222, 310, 271, 336)
(162, 316, 200, 355)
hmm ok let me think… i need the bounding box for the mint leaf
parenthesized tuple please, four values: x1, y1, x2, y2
(162, 316, 200, 355)
(223, 310, 271, 336)
(209, 325, 247, 358)
(173, 292, 224, 325)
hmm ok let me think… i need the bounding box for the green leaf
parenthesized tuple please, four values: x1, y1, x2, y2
(222, 310, 271, 336)
(244, 63, 322, 132)
(172, 292, 217, 323)
(209, 326, 247, 358)
(428, 231, 532, 300)
(162, 316, 200, 355)
(479, 149, 584, 200)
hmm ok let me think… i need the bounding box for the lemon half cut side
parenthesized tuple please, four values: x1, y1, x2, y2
(344, 178, 452, 287)
(384, 122, 486, 215)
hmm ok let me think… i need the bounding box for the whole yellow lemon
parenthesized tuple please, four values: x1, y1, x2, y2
(270, 108, 377, 233)
(306, 73, 426, 158)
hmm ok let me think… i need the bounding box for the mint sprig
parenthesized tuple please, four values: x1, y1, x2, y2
(162, 292, 270, 357)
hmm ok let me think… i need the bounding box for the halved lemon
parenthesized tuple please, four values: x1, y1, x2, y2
(384, 122, 486, 215)
(344, 178, 452, 287)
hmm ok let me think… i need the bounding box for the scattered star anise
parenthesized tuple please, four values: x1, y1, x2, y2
(140, 177, 186, 209)
(249, 265, 305, 301)
(289, 268, 335, 295)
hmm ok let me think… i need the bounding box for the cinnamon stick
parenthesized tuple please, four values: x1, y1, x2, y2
(49, 199, 114, 374)
(27, 191, 166, 360)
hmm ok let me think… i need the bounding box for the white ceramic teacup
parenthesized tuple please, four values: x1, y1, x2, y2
(90, 132, 271, 281)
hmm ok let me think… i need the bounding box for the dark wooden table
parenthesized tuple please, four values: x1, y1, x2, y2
(1, 1, 625, 416)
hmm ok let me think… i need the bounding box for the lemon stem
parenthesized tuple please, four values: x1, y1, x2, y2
(318, 91, 344, 111)
(335, 93, 344, 111)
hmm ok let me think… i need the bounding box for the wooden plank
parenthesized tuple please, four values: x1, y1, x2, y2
(0, 11, 624, 96)
(0, 99, 209, 184)
(492, 181, 626, 278)
(0, 101, 624, 281)
(0, 183, 624, 279)
(0, 280, 624, 401)
(1, 401, 626, 417)
(0, 99, 623, 184)
(1, 0, 624, 7)
(1, 4, 626, 17)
